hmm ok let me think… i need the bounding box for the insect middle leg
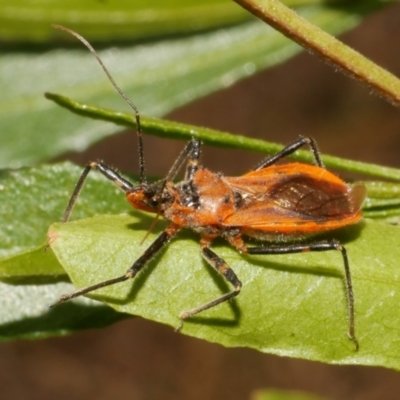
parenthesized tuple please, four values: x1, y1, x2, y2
(255, 136, 324, 170)
(246, 239, 358, 350)
(177, 237, 242, 331)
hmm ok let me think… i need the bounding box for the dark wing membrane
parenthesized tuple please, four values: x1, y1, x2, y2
(269, 175, 354, 217)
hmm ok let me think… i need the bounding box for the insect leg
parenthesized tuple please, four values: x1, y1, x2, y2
(255, 136, 324, 170)
(62, 161, 134, 223)
(177, 240, 242, 331)
(247, 239, 358, 350)
(165, 138, 202, 182)
(51, 224, 180, 307)
(183, 138, 202, 181)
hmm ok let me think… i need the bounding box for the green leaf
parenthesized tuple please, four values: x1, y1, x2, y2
(1, 0, 249, 43)
(0, 162, 130, 278)
(0, 0, 376, 43)
(361, 181, 400, 221)
(0, 162, 133, 340)
(48, 213, 400, 370)
(3, 162, 400, 368)
(0, 281, 129, 341)
(0, 2, 391, 168)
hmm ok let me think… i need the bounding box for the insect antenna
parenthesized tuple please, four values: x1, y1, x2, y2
(52, 24, 147, 184)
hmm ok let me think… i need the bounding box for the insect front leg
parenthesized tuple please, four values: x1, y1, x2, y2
(247, 239, 358, 350)
(183, 138, 202, 181)
(62, 161, 134, 222)
(255, 136, 324, 170)
(177, 238, 242, 331)
(165, 138, 202, 182)
(51, 224, 180, 307)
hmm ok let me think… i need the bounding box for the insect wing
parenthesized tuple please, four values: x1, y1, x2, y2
(223, 163, 366, 234)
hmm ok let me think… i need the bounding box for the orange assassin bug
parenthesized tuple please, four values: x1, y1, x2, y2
(51, 26, 366, 350)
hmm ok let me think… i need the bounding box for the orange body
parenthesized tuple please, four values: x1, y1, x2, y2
(128, 162, 366, 241)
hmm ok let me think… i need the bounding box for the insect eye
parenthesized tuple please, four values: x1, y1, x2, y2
(148, 198, 159, 207)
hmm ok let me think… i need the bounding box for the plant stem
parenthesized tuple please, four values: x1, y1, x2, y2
(233, 0, 400, 107)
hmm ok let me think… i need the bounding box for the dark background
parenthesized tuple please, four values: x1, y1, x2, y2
(1, 3, 400, 399)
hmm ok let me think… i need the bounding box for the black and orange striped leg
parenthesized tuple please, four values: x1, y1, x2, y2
(62, 161, 134, 223)
(177, 241, 242, 331)
(51, 224, 180, 307)
(255, 136, 324, 170)
(247, 239, 358, 350)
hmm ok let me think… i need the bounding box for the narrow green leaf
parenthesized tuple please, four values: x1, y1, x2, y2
(0, 3, 389, 168)
(1, 1, 249, 43)
(0, 0, 372, 43)
(49, 214, 400, 370)
(46, 94, 400, 182)
(361, 182, 400, 220)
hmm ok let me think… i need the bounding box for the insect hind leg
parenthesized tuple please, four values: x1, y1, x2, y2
(177, 242, 242, 332)
(247, 239, 358, 350)
(255, 136, 324, 170)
